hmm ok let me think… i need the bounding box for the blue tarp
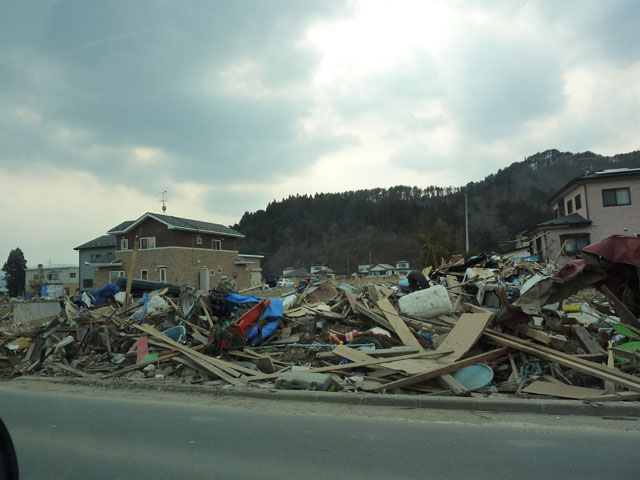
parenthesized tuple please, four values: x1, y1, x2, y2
(224, 294, 283, 321)
(89, 283, 121, 305)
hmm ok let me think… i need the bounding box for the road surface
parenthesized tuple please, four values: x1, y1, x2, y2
(1, 381, 639, 479)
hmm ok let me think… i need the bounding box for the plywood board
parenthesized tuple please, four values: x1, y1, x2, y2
(376, 298, 423, 350)
(522, 380, 605, 399)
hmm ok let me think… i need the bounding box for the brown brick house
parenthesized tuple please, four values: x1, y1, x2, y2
(515, 168, 640, 264)
(91, 212, 262, 289)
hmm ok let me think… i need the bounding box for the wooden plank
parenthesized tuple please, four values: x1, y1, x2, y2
(54, 362, 89, 377)
(333, 344, 375, 363)
(438, 373, 471, 397)
(133, 324, 256, 381)
(377, 347, 510, 392)
(122, 235, 139, 311)
(103, 325, 112, 354)
(354, 303, 393, 330)
(101, 345, 205, 379)
(610, 347, 640, 361)
(246, 349, 454, 382)
(317, 346, 418, 359)
(525, 327, 567, 351)
(344, 292, 358, 311)
(522, 380, 605, 399)
(376, 297, 423, 350)
(604, 341, 615, 395)
(572, 325, 605, 355)
(437, 313, 493, 360)
(484, 330, 640, 393)
(600, 285, 640, 329)
(583, 391, 640, 402)
(200, 298, 214, 329)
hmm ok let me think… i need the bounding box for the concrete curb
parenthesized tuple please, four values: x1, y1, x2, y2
(6, 376, 640, 417)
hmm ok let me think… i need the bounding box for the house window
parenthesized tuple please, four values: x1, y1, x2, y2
(90, 254, 98, 262)
(217, 267, 222, 274)
(212, 240, 221, 250)
(560, 234, 590, 255)
(140, 237, 156, 249)
(33, 274, 39, 280)
(140, 269, 148, 280)
(83, 279, 93, 289)
(554, 208, 559, 218)
(575, 194, 582, 210)
(566, 199, 573, 214)
(47, 273, 60, 281)
(159, 268, 166, 283)
(70, 272, 76, 278)
(121, 238, 128, 250)
(196, 236, 202, 245)
(109, 270, 125, 283)
(602, 188, 631, 207)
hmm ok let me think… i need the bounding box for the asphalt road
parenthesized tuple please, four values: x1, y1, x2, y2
(1, 385, 640, 480)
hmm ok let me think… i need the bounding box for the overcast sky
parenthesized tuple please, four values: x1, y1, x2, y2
(1, 0, 639, 266)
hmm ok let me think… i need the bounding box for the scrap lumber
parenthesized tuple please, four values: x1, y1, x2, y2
(199, 298, 214, 329)
(484, 330, 640, 393)
(605, 342, 615, 394)
(317, 346, 419, 360)
(438, 374, 471, 397)
(525, 327, 567, 351)
(376, 347, 510, 392)
(333, 344, 376, 363)
(101, 345, 206, 379)
(122, 235, 139, 311)
(600, 285, 640, 329)
(354, 302, 393, 330)
(246, 349, 454, 381)
(54, 362, 90, 377)
(133, 324, 251, 385)
(572, 325, 606, 355)
(376, 298, 423, 350)
(522, 380, 605, 399)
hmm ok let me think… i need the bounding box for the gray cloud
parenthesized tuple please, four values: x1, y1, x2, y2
(0, 0, 354, 187)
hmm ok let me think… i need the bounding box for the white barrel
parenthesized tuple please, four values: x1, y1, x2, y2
(398, 285, 453, 318)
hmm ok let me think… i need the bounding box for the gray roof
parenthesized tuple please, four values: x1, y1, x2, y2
(282, 268, 311, 278)
(549, 167, 640, 205)
(74, 234, 116, 250)
(108, 212, 244, 237)
(536, 213, 592, 227)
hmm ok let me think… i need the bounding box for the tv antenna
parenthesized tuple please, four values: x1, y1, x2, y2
(159, 191, 168, 212)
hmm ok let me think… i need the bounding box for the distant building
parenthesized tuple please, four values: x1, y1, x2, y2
(25, 264, 79, 298)
(357, 261, 411, 277)
(515, 168, 640, 264)
(74, 234, 117, 291)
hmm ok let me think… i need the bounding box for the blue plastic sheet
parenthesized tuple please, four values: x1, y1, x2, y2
(89, 283, 121, 305)
(224, 294, 283, 321)
(131, 293, 151, 323)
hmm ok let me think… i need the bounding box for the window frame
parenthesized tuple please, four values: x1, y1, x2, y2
(70, 272, 76, 278)
(159, 267, 166, 283)
(109, 270, 125, 283)
(566, 199, 573, 214)
(139, 237, 156, 250)
(574, 194, 582, 210)
(140, 269, 149, 280)
(121, 237, 129, 250)
(560, 234, 590, 256)
(196, 236, 203, 245)
(602, 187, 631, 207)
(212, 239, 221, 251)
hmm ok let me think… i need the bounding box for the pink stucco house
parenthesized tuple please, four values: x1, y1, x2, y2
(515, 168, 640, 264)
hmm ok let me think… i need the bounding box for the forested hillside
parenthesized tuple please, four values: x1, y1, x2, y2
(235, 149, 640, 276)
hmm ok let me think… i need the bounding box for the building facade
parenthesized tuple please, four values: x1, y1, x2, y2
(516, 168, 640, 264)
(74, 234, 117, 291)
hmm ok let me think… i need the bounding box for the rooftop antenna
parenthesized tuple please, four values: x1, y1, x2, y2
(159, 190, 168, 213)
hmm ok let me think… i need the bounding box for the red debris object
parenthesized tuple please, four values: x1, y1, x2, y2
(231, 299, 271, 339)
(582, 234, 640, 267)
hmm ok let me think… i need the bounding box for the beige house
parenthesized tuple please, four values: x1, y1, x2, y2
(91, 212, 262, 290)
(25, 264, 79, 297)
(515, 168, 640, 264)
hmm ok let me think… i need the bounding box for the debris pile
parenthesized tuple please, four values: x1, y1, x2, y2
(1, 234, 640, 403)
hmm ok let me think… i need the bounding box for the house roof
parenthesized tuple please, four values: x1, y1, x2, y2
(548, 167, 640, 205)
(369, 263, 395, 270)
(536, 213, 592, 228)
(74, 234, 116, 250)
(282, 268, 311, 278)
(107, 212, 244, 238)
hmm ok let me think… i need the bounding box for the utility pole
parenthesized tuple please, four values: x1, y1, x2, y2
(465, 193, 470, 253)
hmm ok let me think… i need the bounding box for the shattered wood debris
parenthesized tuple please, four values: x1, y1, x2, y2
(2, 234, 640, 404)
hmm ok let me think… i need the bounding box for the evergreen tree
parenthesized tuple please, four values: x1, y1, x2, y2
(2, 248, 27, 297)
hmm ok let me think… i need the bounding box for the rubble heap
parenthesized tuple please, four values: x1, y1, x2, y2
(1, 234, 640, 403)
